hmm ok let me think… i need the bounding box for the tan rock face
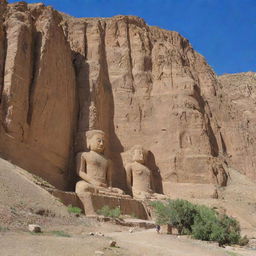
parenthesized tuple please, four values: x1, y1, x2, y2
(0, 0, 7, 104)
(218, 72, 256, 181)
(64, 15, 228, 194)
(0, 2, 76, 189)
(0, 2, 251, 193)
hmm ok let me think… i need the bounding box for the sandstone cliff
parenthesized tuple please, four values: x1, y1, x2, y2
(0, 2, 76, 189)
(218, 72, 256, 181)
(0, 1, 253, 194)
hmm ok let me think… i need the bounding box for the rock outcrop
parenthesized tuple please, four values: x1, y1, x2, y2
(218, 72, 256, 181)
(0, 1, 253, 194)
(0, 2, 76, 189)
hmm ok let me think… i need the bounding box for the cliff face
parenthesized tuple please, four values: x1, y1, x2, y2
(65, 15, 227, 192)
(0, 1, 252, 193)
(0, 2, 76, 189)
(218, 72, 256, 181)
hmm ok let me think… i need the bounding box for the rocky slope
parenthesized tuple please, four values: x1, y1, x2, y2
(0, 1, 254, 195)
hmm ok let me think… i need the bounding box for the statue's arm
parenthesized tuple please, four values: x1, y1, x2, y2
(76, 153, 99, 185)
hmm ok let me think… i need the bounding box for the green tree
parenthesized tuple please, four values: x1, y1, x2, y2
(150, 199, 243, 246)
(151, 199, 197, 234)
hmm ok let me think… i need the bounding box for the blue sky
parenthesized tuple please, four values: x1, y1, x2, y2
(8, 0, 256, 75)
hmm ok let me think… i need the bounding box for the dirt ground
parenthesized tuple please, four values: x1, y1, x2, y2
(1, 225, 256, 256)
(1, 158, 256, 256)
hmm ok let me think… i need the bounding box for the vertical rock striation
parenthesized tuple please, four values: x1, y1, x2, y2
(64, 15, 228, 192)
(218, 72, 256, 181)
(0, 2, 76, 189)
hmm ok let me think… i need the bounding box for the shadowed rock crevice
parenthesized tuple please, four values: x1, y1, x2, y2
(27, 30, 42, 125)
(72, 32, 90, 150)
(192, 84, 219, 157)
(220, 132, 227, 155)
(0, 12, 6, 105)
(125, 18, 135, 92)
(147, 151, 163, 194)
(98, 20, 126, 189)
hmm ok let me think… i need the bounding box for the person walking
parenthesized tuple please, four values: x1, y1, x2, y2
(156, 224, 160, 234)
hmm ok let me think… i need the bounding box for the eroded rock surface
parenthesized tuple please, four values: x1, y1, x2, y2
(218, 72, 256, 181)
(64, 14, 228, 194)
(0, 2, 76, 189)
(0, 1, 253, 193)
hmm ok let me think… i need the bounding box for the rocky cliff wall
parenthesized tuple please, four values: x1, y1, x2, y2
(0, 2, 77, 189)
(64, 14, 228, 192)
(0, 1, 252, 193)
(218, 72, 256, 181)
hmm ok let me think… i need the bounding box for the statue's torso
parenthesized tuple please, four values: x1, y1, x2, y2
(83, 151, 108, 185)
(131, 162, 151, 192)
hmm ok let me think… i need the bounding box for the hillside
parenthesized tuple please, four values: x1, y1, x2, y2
(0, 157, 256, 255)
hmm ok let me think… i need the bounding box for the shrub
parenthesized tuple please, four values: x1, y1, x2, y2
(97, 205, 121, 218)
(192, 206, 241, 245)
(150, 199, 242, 245)
(150, 199, 197, 234)
(67, 205, 82, 214)
(168, 199, 197, 234)
(191, 205, 217, 240)
(150, 200, 171, 225)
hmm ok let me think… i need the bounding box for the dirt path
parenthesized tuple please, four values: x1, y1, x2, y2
(0, 227, 255, 256)
(0, 231, 128, 256)
(106, 229, 256, 256)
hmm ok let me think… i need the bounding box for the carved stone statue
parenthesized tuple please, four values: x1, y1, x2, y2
(75, 130, 124, 196)
(125, 145, 166, 200)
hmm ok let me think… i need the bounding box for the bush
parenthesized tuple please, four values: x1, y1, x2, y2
(150, 200, 172, 225)
(67, 205, 82, 214)
(192, 206, 241, 245)
(191, 205, 218, 241)
(97, 206, 121, 218)
(150, 199, 197, 234)
(150, 199, 242, 245)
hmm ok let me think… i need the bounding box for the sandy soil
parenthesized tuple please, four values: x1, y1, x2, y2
(107, 229, 256, 256)
(1, 227, 256, 256)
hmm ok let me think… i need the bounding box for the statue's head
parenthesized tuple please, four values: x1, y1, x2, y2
(131, 145, 147, 164)
(86, 130, 105, 153)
